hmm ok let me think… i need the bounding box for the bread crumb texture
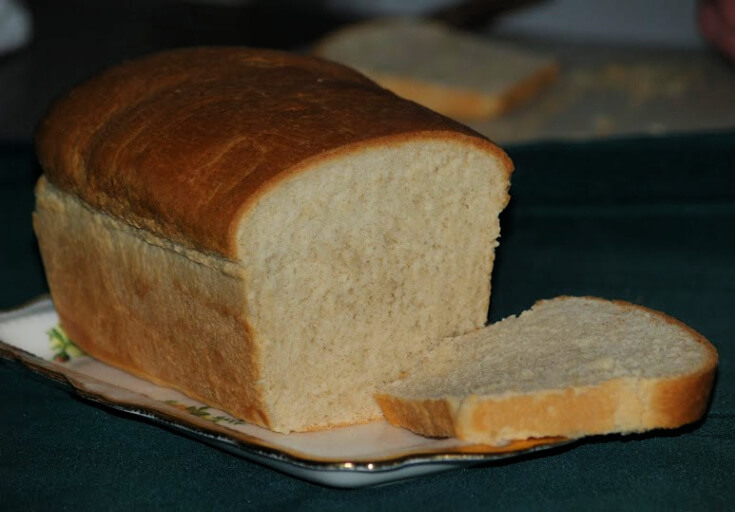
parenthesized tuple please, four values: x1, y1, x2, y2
(379, 297, 717, 443)
(240, 140, 507, 430)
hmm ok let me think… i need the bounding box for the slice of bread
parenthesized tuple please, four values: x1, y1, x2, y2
(375, 297, 718, 445)
(314, 19, 558, 120)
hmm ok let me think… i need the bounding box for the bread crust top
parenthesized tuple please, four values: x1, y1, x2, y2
(36, 46, 512, 258)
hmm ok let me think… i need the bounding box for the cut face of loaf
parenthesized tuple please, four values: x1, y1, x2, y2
(239, 140, 509, 430)
(33, 47, 512, 433)
(376, 297, 718, 445)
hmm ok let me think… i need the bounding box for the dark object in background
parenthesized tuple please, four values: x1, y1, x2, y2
(699, 0, 735, 63)
(0, 0, 344, 141)
(431, 0, 543, 28)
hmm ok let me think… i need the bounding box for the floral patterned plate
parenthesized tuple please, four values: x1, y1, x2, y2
(0, 298, 571, 488)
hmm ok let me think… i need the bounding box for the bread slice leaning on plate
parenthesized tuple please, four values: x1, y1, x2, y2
(376, 296, 718, 445)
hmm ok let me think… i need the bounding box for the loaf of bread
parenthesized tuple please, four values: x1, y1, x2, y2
(376, 297, 718, 445)
(314, 19, 559, 120)
(33, 47, 513, 433)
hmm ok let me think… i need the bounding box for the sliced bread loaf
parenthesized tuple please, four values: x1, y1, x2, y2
(33, 47, 513, 433)
(376, 297, 718, 445)
(314, 19, 559, 120)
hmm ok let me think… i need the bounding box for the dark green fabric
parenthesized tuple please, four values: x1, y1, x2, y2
(1, 133, 733, 510)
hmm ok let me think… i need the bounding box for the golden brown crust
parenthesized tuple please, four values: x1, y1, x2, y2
(364, 62, 559, 120)
(58, 311, 272, 428)
(35, 46, 510, 258)
(641, 367, 717, 429)
(376, 297, 718, 444)
(374, 394, 458, 438)
(456, 379, 643, 442)
(33, 178, 272, 429)
(493, 63, 559, 117)
(362, 74, 503, 120)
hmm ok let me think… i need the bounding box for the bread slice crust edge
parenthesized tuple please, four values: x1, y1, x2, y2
(375, 297, 718, 444)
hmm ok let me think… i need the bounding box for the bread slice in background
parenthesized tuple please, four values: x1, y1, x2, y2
(376, 296, 718, 445)
(314, 18, 559, 120)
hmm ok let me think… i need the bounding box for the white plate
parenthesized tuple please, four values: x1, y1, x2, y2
(0, 298, 571, 488)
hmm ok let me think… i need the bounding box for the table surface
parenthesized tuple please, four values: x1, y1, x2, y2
(1, 132, 733, 510)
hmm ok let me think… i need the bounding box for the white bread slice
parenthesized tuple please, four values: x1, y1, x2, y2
(314, 19, 559, 120)
(375, 297, 718, 445)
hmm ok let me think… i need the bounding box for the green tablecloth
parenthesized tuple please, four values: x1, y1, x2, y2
(1, 133, 733, 510)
